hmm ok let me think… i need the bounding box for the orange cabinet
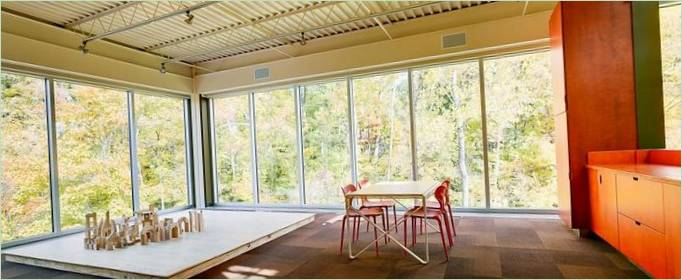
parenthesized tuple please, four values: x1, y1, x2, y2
(589, 169, 619, 248)
(664, 183, 680, 278)
(618, 214, 667, 278)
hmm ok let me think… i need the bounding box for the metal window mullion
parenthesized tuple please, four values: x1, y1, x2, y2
(407, 69, 418, 181)
(183, 99, 195, 206)
(208, 99, 219, 204)
(294, 86, 306, 205)
(248, 93, 260, 205)
(346, 77, 359, 185)
(478, 59, 492, 209)
(45, 78, 61, 232)
(127, 91, 141, 212)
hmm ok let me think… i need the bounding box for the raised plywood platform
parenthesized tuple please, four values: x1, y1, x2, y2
(2, 210, 314, 278)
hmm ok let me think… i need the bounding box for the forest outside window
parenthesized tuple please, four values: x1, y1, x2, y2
(1, 73, 52, 242)
(660, 5, 681, 149)
(213, 95, 254, 203)
(0, 73, 193, 244)
(135, 93, 190, 210)
(352, 72, 412, 182)
(483, 52, 557, 209)
(254, 88, 300, 204)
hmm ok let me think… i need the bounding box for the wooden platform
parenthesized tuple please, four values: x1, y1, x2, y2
(2, 210, 314, 278)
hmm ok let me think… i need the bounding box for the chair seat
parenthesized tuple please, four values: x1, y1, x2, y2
(362, 200, 395, 208)
(405, 208, 444, 218)
(347, 207, 384, 217)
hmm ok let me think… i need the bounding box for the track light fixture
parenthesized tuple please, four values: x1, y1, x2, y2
(300, 32, 307, 46)
(79, 41, 89, 54)
(160, 63, 167, 74)
(184, 11, 194, 25)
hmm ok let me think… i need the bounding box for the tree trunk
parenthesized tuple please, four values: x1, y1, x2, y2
(450, 74, 469, 207)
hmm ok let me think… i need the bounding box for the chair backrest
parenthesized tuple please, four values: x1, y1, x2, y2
(341, 184, 357, 196)
(441, 179, 451, 205)
(434, 182, 448, 211)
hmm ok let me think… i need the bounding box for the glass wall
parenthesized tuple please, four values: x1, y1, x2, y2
(209, 50, 557, 210)
(213, 95, 253, 203)
(1, 73, 52, 241)
(353, 72, 412, 182)
(484, 52, 557, 209)
(55, 81, 133, 229)
(412, 61, 486, 208)
(135, 94, 189, 210)
(254, 88, 300, 204)
(0, 72, 192, 243)
(300, 81, 351, 205)
(660, 5, 681, 149)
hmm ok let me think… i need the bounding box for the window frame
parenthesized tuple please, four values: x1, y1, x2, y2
(208, 48, 559, 213)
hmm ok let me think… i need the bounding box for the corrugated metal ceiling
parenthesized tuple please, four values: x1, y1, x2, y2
(2, 1, 489, 67)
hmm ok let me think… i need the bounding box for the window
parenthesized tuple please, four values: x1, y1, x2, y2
(300, 81, 351, 205)
(213, 95, 253, 203)
(135, 94, 189, 210)
(660, 5, 681, 149)
(413, 62, 486, 208)
(254, 88, 300, 204)
(1, 73, 52, 241)
(353, 72, 412, 181)
(55, 81, 132, 229)
(483, 52, 557, 209)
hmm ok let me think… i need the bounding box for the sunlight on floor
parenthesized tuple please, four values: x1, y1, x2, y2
(222, 265, 279, 278)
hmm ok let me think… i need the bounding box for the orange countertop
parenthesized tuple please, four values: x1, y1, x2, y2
(587, 164, 681, 186)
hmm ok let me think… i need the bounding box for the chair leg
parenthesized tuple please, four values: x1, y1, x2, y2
(436, 217, 449, 260)
(372, 216, 379, 256)
(339, 216, 347, 255)
(352, 217, 358, 243)
(383, 207, 389, 232)
(442, 212, 453, 248)
(448, 205, 456, 237)
(411, 217, 416, 246)
(403, 215, 408, 250)
(419, 219, 422, 235)
(381, 213, 388, 244)
(393, 205, 398, 233)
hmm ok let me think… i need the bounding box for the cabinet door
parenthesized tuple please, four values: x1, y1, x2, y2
(589, 169, 602, 236)
(618, 214, 667, 278)
(616, 174, 665, 232)
(664, 184, 680, 278)
(599, 170, 619, 248)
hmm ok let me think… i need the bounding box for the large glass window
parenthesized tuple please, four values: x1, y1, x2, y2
(135, 94, 189, 210)
(300, 81, 351, 205)
(484, 52, 557, 209)
(413, 62, 486, 208)
(213, 95, 253, 203)
(1, 73, 52, 241)
(254, 88, 300, 204)
(353, 72, 412, 181)
(661, 5, 681, 149)
(55, 81, 132, 229)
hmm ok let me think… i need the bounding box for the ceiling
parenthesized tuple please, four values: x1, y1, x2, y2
(1, 1, 490, 69)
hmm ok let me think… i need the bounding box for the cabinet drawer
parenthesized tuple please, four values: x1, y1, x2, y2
(616, 174, 664, 232)
(618, 214, 667, 278)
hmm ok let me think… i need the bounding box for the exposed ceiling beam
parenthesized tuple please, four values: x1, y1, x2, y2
(81, 1, 217, 46)
(164, 1, 443, 65)
(145, 1, 337, 51)
(65, 1, 140, 28)
(360, 2, 393, 40)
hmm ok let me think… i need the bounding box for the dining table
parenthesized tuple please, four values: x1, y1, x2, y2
(343, 180, 441, 264)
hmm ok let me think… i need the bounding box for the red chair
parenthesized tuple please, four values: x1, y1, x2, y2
(358, 178, 397, 233)
(403, 182, 451, 260)
(415, 179, 456, 247)
(339, 184, 386, 256)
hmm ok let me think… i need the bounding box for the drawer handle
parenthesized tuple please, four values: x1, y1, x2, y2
(633, 177, 639, 181)
(635, 221, 641, 226)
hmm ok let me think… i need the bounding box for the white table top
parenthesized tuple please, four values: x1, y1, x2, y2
(346, 180, 440, 198)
